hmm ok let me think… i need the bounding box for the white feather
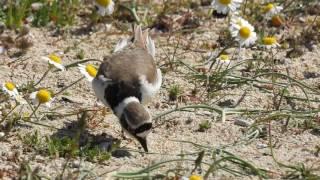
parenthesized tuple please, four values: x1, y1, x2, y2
(114, 38, 129, 53)
(114, 96, 140, 118)
(136, 129, 151, 138)
(134, 26, 145, 48)
(139, 68, 162, 104)
(146, 36, 156, 58)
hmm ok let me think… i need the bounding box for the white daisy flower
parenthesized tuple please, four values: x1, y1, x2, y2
(94, 0, 115, 16)
(229, 16, 248, 33)
(229, 17, 257, 47)
(42, 54, 66, 71)
(263, 3, 283, 19)
(30, 89, 53, 107)
(211, 0, 243, 14)
(262, 36, 280, 49)
(182, 174, 203, 180)
(217, 54, 231, 64)
(78, 64, 98, 82)
(2, 82, 27, 104)
(2, 82, 19, 97)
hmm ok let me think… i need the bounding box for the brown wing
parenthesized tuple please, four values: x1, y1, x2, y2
(105, 48, 157, 84)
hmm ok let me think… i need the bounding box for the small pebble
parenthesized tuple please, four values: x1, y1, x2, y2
(71, 160, 80, 168)
(35, 155, 45, 163)
(185, 117, 193, 124)
(154, 102, 160, 109)
(218, 99, 236, 107)
(298, 17, 306, 23)
(0, 132, 5, 138)
(256, 143, 268, 149)
(279, 58, 292, 65)
(303, 71, 319, 79)
(0, 46, 6, 54)
(234, 118, 253, 127)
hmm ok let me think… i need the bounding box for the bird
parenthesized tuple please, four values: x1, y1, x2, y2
(92, 25, 162, 152)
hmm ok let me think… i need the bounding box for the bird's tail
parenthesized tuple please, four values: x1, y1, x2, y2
(133, 25, 156, 58)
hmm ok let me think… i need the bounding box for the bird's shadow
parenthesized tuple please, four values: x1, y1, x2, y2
(50, 120, 131, 158)
(70, 24, 94, 36)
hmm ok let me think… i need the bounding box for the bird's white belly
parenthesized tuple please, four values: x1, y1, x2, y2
(92, 68, 162, 106)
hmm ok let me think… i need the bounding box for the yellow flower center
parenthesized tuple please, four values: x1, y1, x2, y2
(189, 175, 203, 180)
(96, 0, 111, 6)
(48, 54, 62, 64)
(36, 89, 52, 104)
(263, 3, 274, 13)
(263, 37, 277, 45)
(219, 0, 231, 5)
(239, 27, 251, 39)
(219, 54, 229, 61)
(5, 82, 16, 91)
(85, 64, 97, 77)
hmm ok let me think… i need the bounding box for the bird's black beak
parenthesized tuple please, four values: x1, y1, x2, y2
(136, 137, 148, 152)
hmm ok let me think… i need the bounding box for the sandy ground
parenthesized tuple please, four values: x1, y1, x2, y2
(0, 6, 320, 179)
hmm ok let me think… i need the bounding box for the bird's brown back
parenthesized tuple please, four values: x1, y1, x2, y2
(98, 48, 157, 84)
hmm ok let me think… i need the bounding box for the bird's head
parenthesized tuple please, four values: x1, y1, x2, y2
(115, 97, 152, 152)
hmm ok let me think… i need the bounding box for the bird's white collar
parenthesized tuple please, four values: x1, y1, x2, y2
(114, 96, 140, 118)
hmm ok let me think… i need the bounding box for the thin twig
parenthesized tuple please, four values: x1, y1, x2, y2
(0, 103, 19, 123)
(34, 66, 52, 87)
(54, 77, 84, 96)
